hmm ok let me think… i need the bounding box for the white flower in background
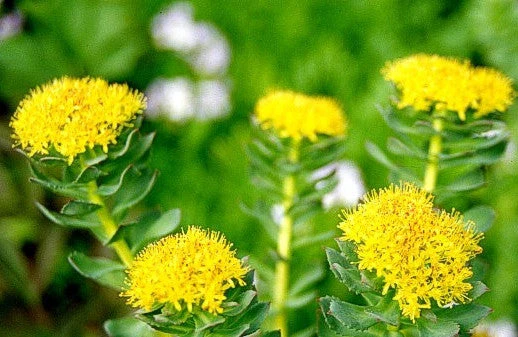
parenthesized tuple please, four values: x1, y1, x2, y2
(151, 2, 198, 53)
(146, 77, 196, 121)
(197, 80, 230, 119)
(0, 1, 23, 41)
(312, 161, 366, 210)
(151, 2, 231, 76)
(472, 320, 517, 337)
(146, 78, 230, 122)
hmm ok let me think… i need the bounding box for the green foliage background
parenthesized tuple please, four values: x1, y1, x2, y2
(0, 0, 517, 336)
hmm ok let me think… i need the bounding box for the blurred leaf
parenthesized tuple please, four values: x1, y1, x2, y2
(293, 230, 335, 250)
(386, 136, 426, 159)
(468, 281, 489, 301)
(441, 169, 485, 192)
(286, 291, 316, 309)
(0, 238, 38, 304)
(365, 141, 416, 180)
(104, 316, 156, 337)
(463, 205, 495, 233)
(68, 251, 126, 291)
(439, 141, 507, 169)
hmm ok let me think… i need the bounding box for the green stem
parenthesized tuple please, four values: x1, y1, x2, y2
(423, 113, 444, 193)
(87, 182, 134, 267)
(273, 140, 299, 337)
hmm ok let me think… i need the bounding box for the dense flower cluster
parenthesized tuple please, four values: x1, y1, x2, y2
(254, 90, 346, 141)
(121, 226, 248, 314)
(382, 54, 514, 120)
(338, 183, 483, 321)
(10, 77, 146, 164)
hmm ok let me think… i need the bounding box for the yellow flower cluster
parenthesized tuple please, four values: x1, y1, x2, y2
(10, 77, 146, 164)
(382, 54, 514, 120)
(121, 226, 249, 315)
(338, 183, 483, 321)
(254, 90, 347, 142)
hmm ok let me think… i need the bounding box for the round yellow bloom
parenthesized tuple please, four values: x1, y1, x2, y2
(382, 54, 514, 120)
(10, 77, 146, 164)
(254, 90, 346, 142)
(121, 226, 249, 315)
(338, 183, 483, 321)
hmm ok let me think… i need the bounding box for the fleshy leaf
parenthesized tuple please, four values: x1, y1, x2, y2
(416, 317, 459, 337)
(463, 205, 495, 232)
(112, 167, 158, 220)
(36, 202, 101, 228)
(104, 316, 156, 337)
(68, 251, 126, 291)
(319, 297, 378, 337)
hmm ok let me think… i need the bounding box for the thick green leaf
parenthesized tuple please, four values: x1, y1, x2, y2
(223, 290, 258, 317)
(434, 304, 491, 332)
(463, 205, 495, 232)
(112, 208, 181, 253)
(416, 317, 459, 337)
(329, 299, 379, 330)
(326, 248, 373, 294)
(442, 128, 509, 152)
(319, 297, 378, 337)
(61, 200, 101, 216)
(468, 281, 489, 301)
(441, 169, 485, 192)
(36, 202, 101, 228)
(30, 163, 90, 200)
(97, 165, 133, 196)
(104, 316, 156, 337)
(68, 251, 126, 291)
(439, 141, 507, 169)
(112, 167, 158, 220)
(364, 292, 400, 326)
(75, 165, 106, 183)
(102, 131, 155, 172)
(386, 136, 426, 159)
(378, 105, 434, 137)
(193, 310, 226, 332)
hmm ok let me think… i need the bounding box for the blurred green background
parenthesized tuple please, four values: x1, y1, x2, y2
(0, 0, 517, 336)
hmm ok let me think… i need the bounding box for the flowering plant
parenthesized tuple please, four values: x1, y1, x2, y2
(10, 77, 277, 337)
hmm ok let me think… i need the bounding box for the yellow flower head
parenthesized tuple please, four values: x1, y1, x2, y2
(338, 183, 483, 321)
(10, 77, 146, 164)
(382, 54, 514, 120)
(254, 90, 347, 142)
(121, 226, 249, 315)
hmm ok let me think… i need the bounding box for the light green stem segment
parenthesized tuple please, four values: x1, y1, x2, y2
(87, 181, 134, 267)
(273, 140, 300, 337)
(423, 114, 444, 193)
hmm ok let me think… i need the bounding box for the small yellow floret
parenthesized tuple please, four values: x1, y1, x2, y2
(121, 226, 249, 315)
(382, 54, 514, 120)
(338, 182, 483, 321)
(254, 90, 347, 141)
(10, 77, 146, 164)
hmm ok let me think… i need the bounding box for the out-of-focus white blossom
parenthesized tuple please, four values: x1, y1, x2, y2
(0, 10, 23, 40)
(146, 78, 230, 122)
(146, 77, 196, 121)
(151, 2, 231, 76)
(312, 161, 366, 210)
(197, 80, 230, 119)
(473, 319, 517, 337)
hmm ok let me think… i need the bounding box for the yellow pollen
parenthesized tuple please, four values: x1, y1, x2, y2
(254, 90, 347, 141)
(382, 54, 514, 120)
(10, 76, 146, 164)
(338, 182, 483, 321)
(120, 226, 249, 315)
